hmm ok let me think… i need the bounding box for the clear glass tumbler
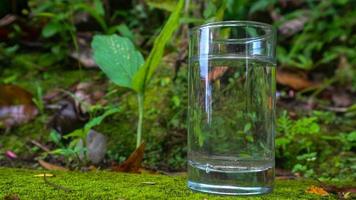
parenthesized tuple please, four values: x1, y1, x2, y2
(187, 21, 276, 195)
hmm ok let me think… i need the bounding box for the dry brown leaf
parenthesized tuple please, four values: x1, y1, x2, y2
(70, 49, 96, 68)
(277, 70, 317, 90)
(3, 194, 20, 200)
(279, 15, 309, 37)
(0, 15, 16, 27)
(112, 143, 145, 173)
(208, 66, 228, 81)
(38, 160, 69, 171)
(48, 99, 88, 134)
(322, 184, 356, 194)
(275, 168, 296, 180)
(0, 84, 38, 128)
(306, 185, 329, 196)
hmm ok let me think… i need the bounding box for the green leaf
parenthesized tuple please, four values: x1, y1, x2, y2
(214, 1, 226, 21)
(347, 131, 356, 142)
(146, 0, 177, 11)
(132, 0, 184, 92)
(249, 0, 276, 14)
(92, 35, 144, 89)
(63, 129, 85, 140)
(49, 130, 61, 144)
(84, 108, 120, 130)
(64, 108, 120, 140)
(243, 123, 252, 133)
(69, 138, 81, 149)
(50, 148, 76, 157)
(203, 1, 217, 19)
(276, 138, 290, 148)
(93, 0, 105, 16)
(42, 21, 61, 38)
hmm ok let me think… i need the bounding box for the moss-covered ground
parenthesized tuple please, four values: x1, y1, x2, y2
(0, 167, 341, 200)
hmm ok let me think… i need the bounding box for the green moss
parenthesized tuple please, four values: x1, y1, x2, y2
(0, 117, 46, 156)
(0, 167, 341, 199)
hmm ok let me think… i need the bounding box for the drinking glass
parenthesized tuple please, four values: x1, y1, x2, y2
(187, 21, 276, 195)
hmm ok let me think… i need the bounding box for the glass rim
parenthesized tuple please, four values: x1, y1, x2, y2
(189, 20, 275, 41)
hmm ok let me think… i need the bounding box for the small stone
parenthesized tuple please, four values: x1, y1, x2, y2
(76, 129, 107, 164)
(86, 129, 107, 164)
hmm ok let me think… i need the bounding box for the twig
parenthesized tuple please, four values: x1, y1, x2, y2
(30, 140, 50, 152)
(318, 105, 348, 113)
(43, 174, 72, 192)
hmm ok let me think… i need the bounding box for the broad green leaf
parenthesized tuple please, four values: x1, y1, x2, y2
(132, 0, 184, 92)
(92, 35, 144, 89)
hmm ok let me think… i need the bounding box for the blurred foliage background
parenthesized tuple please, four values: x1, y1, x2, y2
(0, 0, 355, 183)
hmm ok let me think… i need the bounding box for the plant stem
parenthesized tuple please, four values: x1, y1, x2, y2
(136, 93, 144, 148)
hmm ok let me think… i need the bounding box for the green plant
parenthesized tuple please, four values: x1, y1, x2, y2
(91, 0, 184, 148)
(276, 111, 321, 173)
(275, 0, 356, 70)
(49, 107, 119, 166)
(276, 110, 356, 180)
(30, 0, 107, 59)
(31, 83, 44, 114)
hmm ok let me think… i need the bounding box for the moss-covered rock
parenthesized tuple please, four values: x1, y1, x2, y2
(0, 167, 340, 199)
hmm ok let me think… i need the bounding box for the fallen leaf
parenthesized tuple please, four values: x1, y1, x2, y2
(34, 173, 55, 177)
(332, 91, 352, 107)
(38, 160, 69, 171)
(0, 84, 38, 129)
(322, 185, 356, 194)
(70, 32, 96, 68)
(275, 168, 296, 180)
(47, 81, 106, 134)
(306, 185, 329, 196)
(71, 82, 106, 108)
(279, 14, 309, 37)
(112, 143, 145, 173)
(276, 70, 317, 90)
(3, 194, 20, 200)
(5, 150, 17, 159)
(48, 99, 88, 134)
(70, 49, 96, 68)
(0, 15, 16, 27)
(208, 66, 228, 81)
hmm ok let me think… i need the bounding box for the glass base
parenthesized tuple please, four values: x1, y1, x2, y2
(188, 181, 273, 196)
